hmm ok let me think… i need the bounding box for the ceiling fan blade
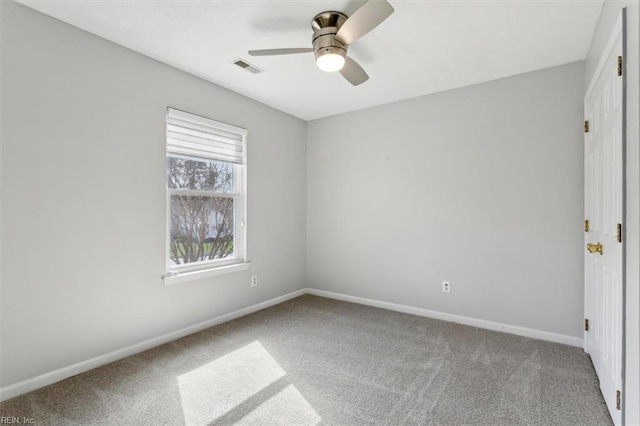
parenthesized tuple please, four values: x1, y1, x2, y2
(335, 0, 394, 45)
(248, 48, 314, 56)
(340, 56, 369, 86)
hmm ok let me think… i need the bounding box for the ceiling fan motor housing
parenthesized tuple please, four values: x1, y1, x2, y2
(311, 11, 348, 62)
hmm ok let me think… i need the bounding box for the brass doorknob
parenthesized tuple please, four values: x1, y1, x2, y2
(587, 242, 603, 255)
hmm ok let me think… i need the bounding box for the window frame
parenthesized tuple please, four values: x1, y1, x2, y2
(163, 108, 248, 285)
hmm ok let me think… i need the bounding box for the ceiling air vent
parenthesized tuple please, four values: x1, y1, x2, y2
(232, 59, 263, 74)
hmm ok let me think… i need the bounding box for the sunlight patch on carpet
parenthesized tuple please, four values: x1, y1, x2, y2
(177, 340, 320, 425)
(236, 384, 321, 425)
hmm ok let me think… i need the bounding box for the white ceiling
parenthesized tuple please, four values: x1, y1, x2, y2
(17, 0, 604, 121)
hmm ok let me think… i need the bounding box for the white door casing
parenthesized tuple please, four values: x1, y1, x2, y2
(584, 12, 625, 426)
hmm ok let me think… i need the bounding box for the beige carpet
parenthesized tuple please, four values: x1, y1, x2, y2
(1, 295, 612, 425)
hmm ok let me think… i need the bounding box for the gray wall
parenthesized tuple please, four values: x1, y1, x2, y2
(586, 1, 640, 423)
(1, 2, 306, 387)
(307, 62, 585, 338)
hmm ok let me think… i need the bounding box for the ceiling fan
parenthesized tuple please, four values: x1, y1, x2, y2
(248, 0, 394, 86)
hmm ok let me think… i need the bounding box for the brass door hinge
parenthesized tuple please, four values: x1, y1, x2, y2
(617, 223, 622, 243)
(584, 120, 590, 133)
(616, 390, 621, 410)
(585, 219, 590, 232)
(585, 319, 589, 331)
(617, 56, 623, 76)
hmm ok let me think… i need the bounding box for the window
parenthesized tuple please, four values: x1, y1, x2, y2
(164, 108, 248, 284)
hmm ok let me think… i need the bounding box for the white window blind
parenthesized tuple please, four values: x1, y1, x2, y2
(166, 108, 246, 164)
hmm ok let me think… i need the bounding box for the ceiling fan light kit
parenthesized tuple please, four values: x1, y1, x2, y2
(312, 12, 347, 72)
(248, 0, 394, 86)
(316, 50, 346, 72)
(312, 14, 348, 72)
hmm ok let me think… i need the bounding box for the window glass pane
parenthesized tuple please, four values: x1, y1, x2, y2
(169, 196, 234, 265)
(167, 155, 234, 192)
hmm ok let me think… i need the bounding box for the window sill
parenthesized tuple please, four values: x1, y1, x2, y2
(163, 262, 250, 286)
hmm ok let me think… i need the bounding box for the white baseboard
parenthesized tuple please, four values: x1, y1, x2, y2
(0, 289, 305, 402)
(1, 286, 583, 402)
(305, 288, 583, 348)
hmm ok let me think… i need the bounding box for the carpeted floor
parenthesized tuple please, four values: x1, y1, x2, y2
(1, 295, 612, 425)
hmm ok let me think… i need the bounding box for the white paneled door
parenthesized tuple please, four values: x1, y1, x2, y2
(584, 14, 625, 426)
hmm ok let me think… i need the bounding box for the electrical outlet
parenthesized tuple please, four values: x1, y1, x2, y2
(442, 281, 451, 293)
(251, 276, 258, 287)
